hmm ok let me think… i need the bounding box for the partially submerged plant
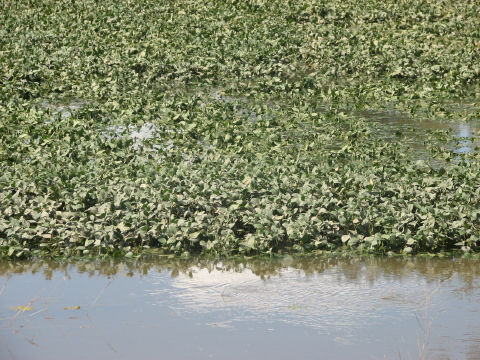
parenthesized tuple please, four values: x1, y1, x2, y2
(0, 0, 479, 258)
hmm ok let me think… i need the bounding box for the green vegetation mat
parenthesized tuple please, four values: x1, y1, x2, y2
(1, 0, 480, 258)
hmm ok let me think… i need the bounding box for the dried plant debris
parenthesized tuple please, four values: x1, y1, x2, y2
(1, 0, 480, 258)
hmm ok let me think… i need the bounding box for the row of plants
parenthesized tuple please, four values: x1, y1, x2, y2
(1, 0, 479, 258)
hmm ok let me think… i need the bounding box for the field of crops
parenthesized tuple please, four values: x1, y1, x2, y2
(1, 0, 480, 258)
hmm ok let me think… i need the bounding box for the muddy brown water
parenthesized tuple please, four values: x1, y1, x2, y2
(1, 256, 479, 360)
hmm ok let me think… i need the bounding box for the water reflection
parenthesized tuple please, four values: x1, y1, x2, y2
(357, 107, 479, 160)
(455, 123, 476, 154)
(37, 98, 89, 120)
(1, 255, 479, 284)
(0, 256, 479, 359)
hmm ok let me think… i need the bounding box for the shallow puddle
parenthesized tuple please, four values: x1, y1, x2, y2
(0, 256, 479, 360)
(356, 107, 480, 158)
(37, 99, 90, 120)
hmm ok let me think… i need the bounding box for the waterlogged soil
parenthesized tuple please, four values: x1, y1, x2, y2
(1, 256, 479, 360)
(37, 92, 480, 159)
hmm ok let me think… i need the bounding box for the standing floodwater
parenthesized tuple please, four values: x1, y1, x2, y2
(0, 256, 479, 360)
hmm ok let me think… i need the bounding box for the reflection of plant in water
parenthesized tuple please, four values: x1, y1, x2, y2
(391, 273, 456, 360)
(0, 256, 478, 359)
(0, 256, 478, 293)
(416, 273, 456, 360)
(415, 283, 440, 360)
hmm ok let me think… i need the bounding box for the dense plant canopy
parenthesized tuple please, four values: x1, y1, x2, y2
(1, 0, 479, 258)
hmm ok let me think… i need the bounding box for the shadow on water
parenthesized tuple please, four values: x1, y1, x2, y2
(0, 256, 479, 360)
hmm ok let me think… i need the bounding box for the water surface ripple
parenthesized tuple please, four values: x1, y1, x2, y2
(0, 256, 479, 360)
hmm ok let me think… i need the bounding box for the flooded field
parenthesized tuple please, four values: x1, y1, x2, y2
(354, 104, 480, 165)
(1, 256, 479, 360)
(3, 2, 480, 359)
(35, 92, 480, 163)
